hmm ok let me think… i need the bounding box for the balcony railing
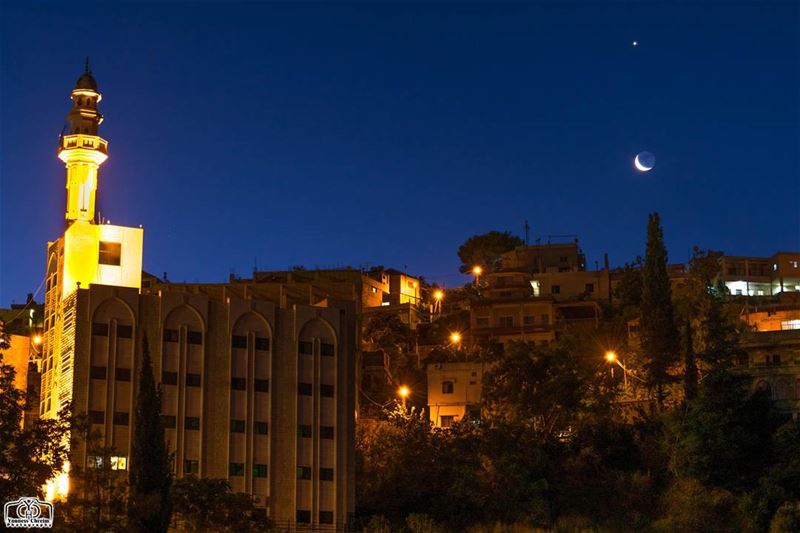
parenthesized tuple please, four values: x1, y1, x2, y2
(60, 134, 108, 154)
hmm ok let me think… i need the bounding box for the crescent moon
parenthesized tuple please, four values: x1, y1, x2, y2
(634, 154, 652, 172)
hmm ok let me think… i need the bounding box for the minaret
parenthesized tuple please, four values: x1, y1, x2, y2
(58, 58, 108, 224)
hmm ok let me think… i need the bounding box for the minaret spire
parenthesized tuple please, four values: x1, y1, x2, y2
(58, 64, 108, 224)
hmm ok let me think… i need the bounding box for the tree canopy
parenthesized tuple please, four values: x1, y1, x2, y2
(457, 231, 523, 274)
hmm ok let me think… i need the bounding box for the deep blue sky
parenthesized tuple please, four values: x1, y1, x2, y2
(2, 2, 799, 305)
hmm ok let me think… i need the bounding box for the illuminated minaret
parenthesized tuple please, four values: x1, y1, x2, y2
(59, 59, 108, 223)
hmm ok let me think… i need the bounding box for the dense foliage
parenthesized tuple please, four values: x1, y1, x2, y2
(457, 231, 524, 274)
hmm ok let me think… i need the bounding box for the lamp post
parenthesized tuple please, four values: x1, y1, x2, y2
(449, 332, 462, 346)
(432, 289, 444, 319)
(472, 265, 482, 287)
(398, 385, 410, 410)
(605, 350, 628, 390)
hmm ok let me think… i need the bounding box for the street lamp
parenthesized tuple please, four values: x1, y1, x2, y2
(472, 265, 482, 287)
(433, 290, 444, 301)
(449, 332, 462, 346)
(32, 335, 43, 346)
(398, 385, 410, 410)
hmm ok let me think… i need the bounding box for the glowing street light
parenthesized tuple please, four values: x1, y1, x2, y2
(472, 265, 482, 276)
(32, 335, 43, 346)
(605, 350, 617, 363)
(450, 332, 462, 345)
(398, 385, 410, 409)
(433, 290, 444, 301)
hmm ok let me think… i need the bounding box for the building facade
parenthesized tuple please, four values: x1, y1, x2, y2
(426, 362, 486, 428)
(39, 69, 356, 527)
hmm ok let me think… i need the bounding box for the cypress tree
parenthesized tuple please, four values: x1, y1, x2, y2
(640, 213, 679, 407)
(128, 334, 172, 532)
(683, 318, 698, 401)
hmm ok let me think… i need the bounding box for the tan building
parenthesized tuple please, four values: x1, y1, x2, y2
(718, 252, 800, 297)
(39, 69, 356, 528)
(427, 362, 486, 428)
(735, 294, 800, 417)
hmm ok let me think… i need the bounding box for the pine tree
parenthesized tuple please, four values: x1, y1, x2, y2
(128, 334, 172, 532)
(639, 213, 679, 407)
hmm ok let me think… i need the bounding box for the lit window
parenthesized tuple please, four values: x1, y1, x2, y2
(98, 242, 122, 266)
(110, 456, 127, 470)
(781, 320, 800, 331)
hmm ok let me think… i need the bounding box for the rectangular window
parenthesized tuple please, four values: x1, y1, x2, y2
(162, 415, 177, 429)
(440, 415, 455, 428)
(231, 335, 247, 349)
(185, 417, 200, 430)
(230, 419, 245, 433)
(231, 377, 246, 390)
(90, 365, 107, 379)
(184, 460, 199, 475)
(296, 510, 311, 524)
(255, 337, 270, 351)
(229, 463, 245, 476)
(523, 315, 535, 326)
(117, 324, 133, 338)
(98, 241, 122, 266)
(186, 373, 201, 387)
(113, 412, 129, 426)
(298, 340, 313, 355)
(320, 384, 334, 397)
(92, 322, 109, 336)
(162, 371, 178, 385)
(551, 285, 561, 294)
(320, 425, 334, 439)
(110, 456, 127, 470)
(320, 343, 335, 357)
(476, 317, 490, 327)
(298, 424, 312, 438)
(498, 316, 513, 328)
(89, 410, 105, 424)
(254, 379, 269, 392)
(319, 511, 334, 524)
(115, 368, 131, 382)
(163, 329, 179, 343)
(253, 464, 268, 478)
(320, 468, 334, 481)
(585, 283, 594, 293)
(297, 466, 312, 480)
(187, 330, 202, 345)
(254, 421, 269, 435)
(298, 382, 313, 396)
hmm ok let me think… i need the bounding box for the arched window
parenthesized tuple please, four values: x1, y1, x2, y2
(442, 381, 454, 394)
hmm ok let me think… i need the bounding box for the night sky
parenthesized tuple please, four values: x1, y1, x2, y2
(1, 2, 798, 305)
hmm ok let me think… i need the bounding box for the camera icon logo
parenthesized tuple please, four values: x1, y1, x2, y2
(4, 497, 54, 528)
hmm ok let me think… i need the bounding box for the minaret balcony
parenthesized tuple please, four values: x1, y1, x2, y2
(58, 134, 108, 163)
